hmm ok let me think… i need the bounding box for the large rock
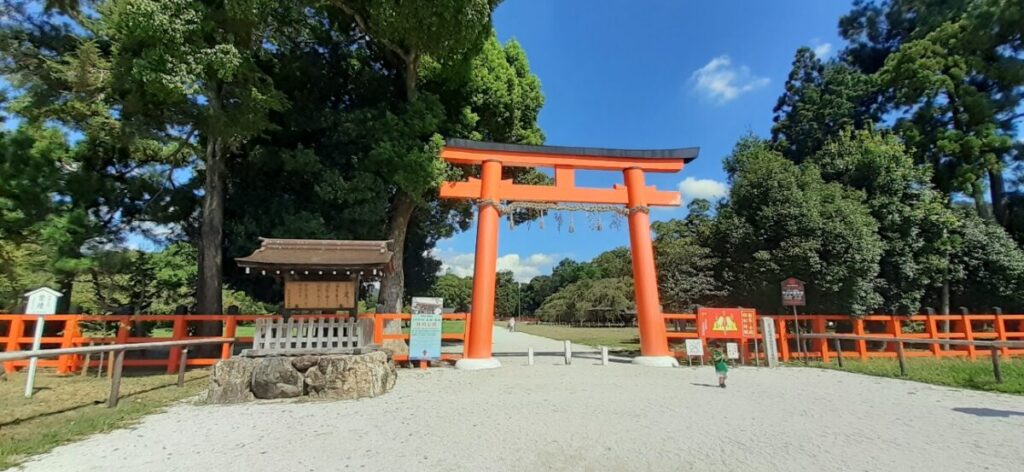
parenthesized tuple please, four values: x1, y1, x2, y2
(207, 357, 258, 404)
(251, 357, 304, 399)
(305, 351, 397, 400)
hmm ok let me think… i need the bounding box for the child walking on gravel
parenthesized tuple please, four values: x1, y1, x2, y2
(711, 343, 728, 388)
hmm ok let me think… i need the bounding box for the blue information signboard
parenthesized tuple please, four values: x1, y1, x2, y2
(409, 297, 443, 361)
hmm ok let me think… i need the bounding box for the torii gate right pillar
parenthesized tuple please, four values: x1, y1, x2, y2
(624, 168, 678, 367)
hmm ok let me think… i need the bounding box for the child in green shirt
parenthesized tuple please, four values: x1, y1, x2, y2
(711, 343, 728, 388)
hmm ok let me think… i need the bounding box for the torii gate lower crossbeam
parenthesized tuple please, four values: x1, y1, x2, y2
(439, 139, 699, 369)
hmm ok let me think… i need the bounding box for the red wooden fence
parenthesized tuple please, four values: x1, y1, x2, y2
(662, 312, 1024, 362)
(5, 312, 1023, 373)
(1, 313, 470, 374)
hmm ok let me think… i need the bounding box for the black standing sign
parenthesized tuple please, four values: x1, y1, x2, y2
(781, 278, 806, 307)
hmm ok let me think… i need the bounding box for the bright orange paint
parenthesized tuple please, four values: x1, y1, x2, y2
(465, 160, 502, 359)
(624, 168, 671, 357)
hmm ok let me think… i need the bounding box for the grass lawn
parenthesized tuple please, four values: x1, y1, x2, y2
(508, 323, 641, 352)
(0, 369, 210, 469)
(401, 320, 465, 335)
(809, 357, 1024, 395)
(150, 325, 256, 338)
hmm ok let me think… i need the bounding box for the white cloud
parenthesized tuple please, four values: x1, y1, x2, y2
(812, 41, 833, 58)
(690, 55, 770, 104)
(432, 248, 558, 283)
(678, 177, 729, 202)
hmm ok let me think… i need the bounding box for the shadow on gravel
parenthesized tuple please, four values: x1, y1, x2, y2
(952, 407, 1024, 418)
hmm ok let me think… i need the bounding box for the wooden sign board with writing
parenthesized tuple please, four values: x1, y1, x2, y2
(781, 278, 806, 307)
(285, 281, 356, 310)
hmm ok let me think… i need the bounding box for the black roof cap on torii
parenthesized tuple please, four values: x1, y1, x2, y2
(445, 138, 699, 163)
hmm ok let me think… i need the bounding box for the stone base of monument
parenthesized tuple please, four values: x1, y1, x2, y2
(206, 350, 397, 404)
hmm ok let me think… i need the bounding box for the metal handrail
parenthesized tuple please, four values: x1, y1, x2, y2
(3, 337, 236, 407)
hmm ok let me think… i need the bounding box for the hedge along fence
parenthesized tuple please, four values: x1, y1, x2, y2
(1, 313, 471, 374)
(661, 312, 1024, 363)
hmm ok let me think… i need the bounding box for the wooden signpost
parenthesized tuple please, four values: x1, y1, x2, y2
(23, 287, 62, 398)
(781, 278, 806, 363)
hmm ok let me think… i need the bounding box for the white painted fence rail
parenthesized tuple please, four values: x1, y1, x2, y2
(251, 317, 367, 354)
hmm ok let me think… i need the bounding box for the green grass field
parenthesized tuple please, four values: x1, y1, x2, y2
(507, 323, 641, 352)
(808, 357, 1024, 395)
(150, 325, 256, 338)
(401, 320, 465, 335)
(0, 370, 209, 469)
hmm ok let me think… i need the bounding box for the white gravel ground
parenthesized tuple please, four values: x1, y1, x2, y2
(11, 327, 1024, 472)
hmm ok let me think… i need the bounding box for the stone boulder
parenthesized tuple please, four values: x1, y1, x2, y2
(305, 351, 397, 400)
(207, 357, 258, 404)
(251, 357, 304, 399)
(291, 355, 319, 372)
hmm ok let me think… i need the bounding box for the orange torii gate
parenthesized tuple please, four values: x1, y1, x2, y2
(439, 139, 698, 369)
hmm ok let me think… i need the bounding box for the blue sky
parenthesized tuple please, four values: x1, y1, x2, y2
(435, 0, 853, 282)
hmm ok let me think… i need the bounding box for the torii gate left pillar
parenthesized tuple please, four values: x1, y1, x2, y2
(439, 139, 699, 370)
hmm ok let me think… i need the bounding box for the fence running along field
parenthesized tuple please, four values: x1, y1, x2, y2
(4, 311, 1024, 373)
(1, 313, 470, 374)
(661, 312, 1024, 363)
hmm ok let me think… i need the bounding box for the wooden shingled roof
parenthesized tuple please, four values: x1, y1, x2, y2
(235, 238, 394, 270)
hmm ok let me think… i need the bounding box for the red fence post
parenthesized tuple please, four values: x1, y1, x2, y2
(167, 316, 187, 374)
(373, 315, 384, 345)
(962, 312, 977, 360)
(776, 317, 790, 362)
(4, 315, 25, 373)
(57, 316, 81, 374)
(925, 315, 941, 357)
(814, 318, 829, 363)
(222, 315, 237, 360)
(853, 318, 867, 359)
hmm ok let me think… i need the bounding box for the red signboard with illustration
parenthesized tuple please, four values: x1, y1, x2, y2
(698, 307, 758, 339)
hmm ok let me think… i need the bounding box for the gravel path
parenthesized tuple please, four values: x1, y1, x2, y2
(12, 327, 1024, 471)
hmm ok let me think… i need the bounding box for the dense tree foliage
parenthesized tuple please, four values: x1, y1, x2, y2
(5, 0, 1024, 324)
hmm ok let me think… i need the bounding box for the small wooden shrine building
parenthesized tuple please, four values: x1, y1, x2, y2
(236, 238, 393, 316)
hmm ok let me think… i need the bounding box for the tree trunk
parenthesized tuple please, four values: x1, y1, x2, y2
(196, 136, 226, 341)
(989, 168, 1007, 226)
(972, 184, 991, 220)
(378, 193, 416, 313)
(57, 277, 73, 314)
(941, 277, 950, 351)
(377, 192, 416, 356)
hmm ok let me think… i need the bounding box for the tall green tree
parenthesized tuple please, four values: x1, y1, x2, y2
(715, 138, 884, 314)
(102, 0, 287, 314)
(772, 47, 880, 163)
(811, 128, 956, 313)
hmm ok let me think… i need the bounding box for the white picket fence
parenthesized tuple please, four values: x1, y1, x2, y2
(250, 317, 371, 354)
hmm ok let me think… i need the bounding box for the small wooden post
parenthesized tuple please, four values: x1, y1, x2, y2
(419, 360, 427, 370)
(834, 338, 844, 368)
(753, 336, 760, 367)
(991, 345, 1002, 384)
(96, 350, 105, 378)
(177, 348, 189, 387)
(601, 346, 609, 366)
(81, 342, 93, 377)
(896, 341, 907, 377)
(107, 350, 126, 408)
(528, 347, 534, 366)
(564, 340, 571, 365)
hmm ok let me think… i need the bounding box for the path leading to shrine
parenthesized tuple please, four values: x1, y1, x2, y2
(13, 327, 1024, 471)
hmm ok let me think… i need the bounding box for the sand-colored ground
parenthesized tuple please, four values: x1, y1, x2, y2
(11, 327, 1024, 471)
